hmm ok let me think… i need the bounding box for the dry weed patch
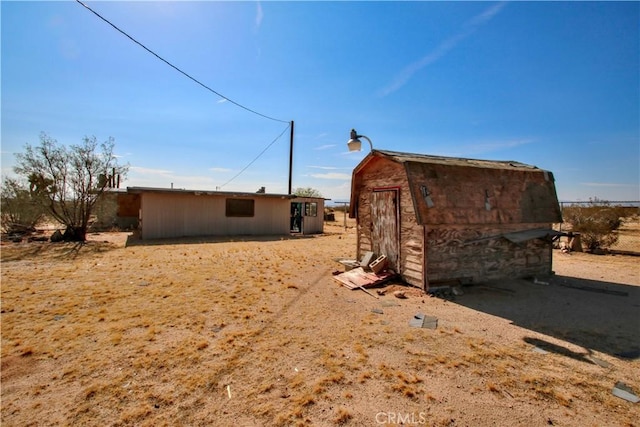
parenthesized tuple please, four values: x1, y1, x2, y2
(2, 225, 639, 426)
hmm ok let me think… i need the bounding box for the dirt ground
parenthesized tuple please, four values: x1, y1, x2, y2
(1, 220, 639, 426)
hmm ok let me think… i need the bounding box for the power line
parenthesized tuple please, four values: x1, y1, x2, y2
(220, 122, 291, 189)
(75, 0, 290, 124)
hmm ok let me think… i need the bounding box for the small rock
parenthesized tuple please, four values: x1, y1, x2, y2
(393, 290, 407, 299)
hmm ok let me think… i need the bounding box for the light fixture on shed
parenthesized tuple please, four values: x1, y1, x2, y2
(347, 129, 373, 152)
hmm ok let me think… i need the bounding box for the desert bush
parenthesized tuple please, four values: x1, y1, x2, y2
(562, 198, 627, 251)
(0, 177, 47, 235)
(13, 133, 128, 241)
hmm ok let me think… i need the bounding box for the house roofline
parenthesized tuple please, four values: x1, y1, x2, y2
(125, 186, 296, 199)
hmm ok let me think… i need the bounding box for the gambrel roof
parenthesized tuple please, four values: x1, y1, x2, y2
(350, 149, 562, 225)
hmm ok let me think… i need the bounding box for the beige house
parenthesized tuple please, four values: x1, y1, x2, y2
(349, 150, 562, 290)
(121, 187, 324, 240)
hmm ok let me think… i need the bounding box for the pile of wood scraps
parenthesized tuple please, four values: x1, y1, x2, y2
(334, 267, 396, 290)
(333, 267, 397, 299)
(334, 251, 397, 298)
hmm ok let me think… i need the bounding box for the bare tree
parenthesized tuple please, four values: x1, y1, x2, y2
(0, 177, 47, 235)
(14, 133, 128, 242)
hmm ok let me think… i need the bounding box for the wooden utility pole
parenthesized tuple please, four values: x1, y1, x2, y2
(288, 120, 294, 194)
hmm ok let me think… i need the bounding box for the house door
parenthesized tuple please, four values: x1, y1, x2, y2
(371, 189, 399, 270)
(290, 202, 303, 233)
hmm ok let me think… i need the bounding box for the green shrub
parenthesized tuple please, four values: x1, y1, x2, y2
(562, 198, 628, 251)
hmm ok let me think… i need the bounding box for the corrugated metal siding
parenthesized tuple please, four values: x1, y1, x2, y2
(140, 193, 290, 239)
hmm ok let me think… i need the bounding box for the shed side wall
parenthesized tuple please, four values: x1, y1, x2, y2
(426, 223, 553, 283)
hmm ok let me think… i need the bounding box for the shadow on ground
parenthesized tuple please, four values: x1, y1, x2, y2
(452, 275, 640, 359)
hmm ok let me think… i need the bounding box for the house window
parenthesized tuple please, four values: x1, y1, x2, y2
(226, 199, 254, 217)
(305, 202, 317, 217)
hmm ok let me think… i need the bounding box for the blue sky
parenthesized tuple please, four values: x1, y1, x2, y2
(2, 1, 638, 203)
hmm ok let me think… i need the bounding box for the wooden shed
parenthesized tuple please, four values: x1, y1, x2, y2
(124, 187, 324, 240)
(349, 150, 562, 290)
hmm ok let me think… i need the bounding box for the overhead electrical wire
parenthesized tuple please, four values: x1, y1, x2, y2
(219, 122, 291, 189)
(75, 0, 295, 189)
(75, 0, 290, 124)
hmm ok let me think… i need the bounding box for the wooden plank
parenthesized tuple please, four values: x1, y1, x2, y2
(333, 267, 396, 289)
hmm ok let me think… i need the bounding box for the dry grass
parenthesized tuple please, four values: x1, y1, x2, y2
(2, 220, 639, 426)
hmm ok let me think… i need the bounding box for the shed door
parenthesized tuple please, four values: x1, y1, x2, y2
(371, 189, 399, 270)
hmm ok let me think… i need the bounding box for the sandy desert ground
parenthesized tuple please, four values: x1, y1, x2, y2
(1, 219, 639, 426)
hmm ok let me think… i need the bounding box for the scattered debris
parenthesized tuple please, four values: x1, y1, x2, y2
(393, 290, 407, 299)
(333, 267, 395, 291)
(369, 255, 388, 274)
(586, 355, 612, 369)
(381, 284, 426, 298)
(357, 286, 379, 299)
(409, 313, 438, 329)
(371, 308, 384, 315)
(337, 251, 375, 271)
(376, 289, 387, 296)
(360, 251, 376, 269)
(532, 346, 549, 355)
(612, 382, 639, 403)
(452, 286, 464, 296)
(226, 385, 232, 399)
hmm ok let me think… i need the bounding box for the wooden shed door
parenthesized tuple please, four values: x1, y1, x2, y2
(371, 189, 399, 270)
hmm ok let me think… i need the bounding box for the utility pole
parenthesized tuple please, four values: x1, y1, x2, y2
(288, 120, 294, 194)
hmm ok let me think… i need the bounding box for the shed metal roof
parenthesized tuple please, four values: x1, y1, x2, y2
(363, 149, 540, 171)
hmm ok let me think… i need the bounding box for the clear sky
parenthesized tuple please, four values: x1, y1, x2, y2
(2, 1, 639, 203)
